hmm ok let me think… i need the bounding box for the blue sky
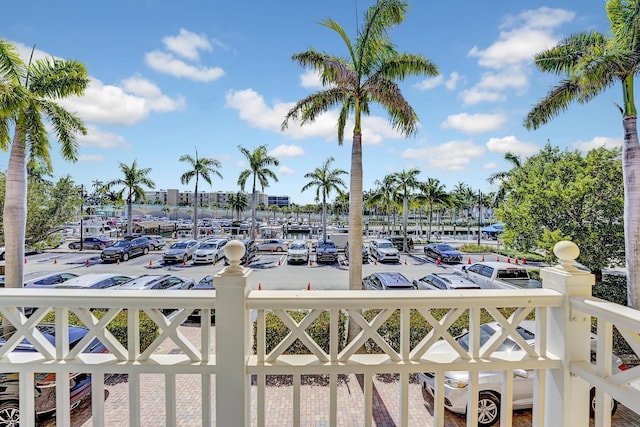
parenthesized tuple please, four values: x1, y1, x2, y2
(1, 1, 622, 205)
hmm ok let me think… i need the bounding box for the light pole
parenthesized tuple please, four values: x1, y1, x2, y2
(79, 184, 85, 251)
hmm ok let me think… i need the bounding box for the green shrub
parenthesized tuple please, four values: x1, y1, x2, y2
(41, 310, 159, 352)
(252, 310, 347, 355)
(458, 244, 495, 253)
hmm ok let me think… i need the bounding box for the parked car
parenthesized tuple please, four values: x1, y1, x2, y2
(53, 273, 133, 289)
(368, 239, 400, 263)
(412, 273, 480, 290)
(0, 323, 107, 423)
(418, 320, 626, 427)
(387, 235, 414, 251)
(423, 243, 463, 264)
(145, 235, 166, 250)
(256, 238, 289, 252)
(190, 275, 215, 320)
(100, 237, 150, 262)
(115, 274, 195, 290)
(225, 239, 258, 265)
(286, 240, 309, 264)
(344, 241, 369, 263)
(162, 239, 200, 264)
(192, 239, 228, 264)
(315, 239, 339, 264)
(23, 271, 79, 289)
(68, 236, 114, 250)
(361, 272, 415, 290)
(458, 262, 541, 289)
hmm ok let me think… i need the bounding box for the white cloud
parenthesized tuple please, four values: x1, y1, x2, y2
(441, 113, 507, 134)
(269, 144, 305, 158)
(59, 77, 185, 126)
(483, 162, 499, 170)
(486, 135, 539, 158)
(573, 136, 623, 152)
(145, 51, 225, 82)
(476, 67, 528, 91)
(78, 125, 131, 149)
(278, 166, 296, 175)
(459, 88, 505, 105)
(77, 154, 104, 162)
(401, 140, 484, 172)
(162, 29, 212, 60)
(299, 70, 323, 88)
(225, 88, 406, 144)
(415, 72, 461, 91)
(445, 72, 461, 90)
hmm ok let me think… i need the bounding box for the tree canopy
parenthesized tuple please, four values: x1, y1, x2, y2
(495, 144, 624, 272)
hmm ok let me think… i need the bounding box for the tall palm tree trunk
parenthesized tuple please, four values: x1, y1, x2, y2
(3, 131, 27, 289)
(322, 195, 328, 241)
(347, 131, 363, 344)
(127, 200, 133, 234)
(623, 115, 640, 308)
(192, 180, 199, 239)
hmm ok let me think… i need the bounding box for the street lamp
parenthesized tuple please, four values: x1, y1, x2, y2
(79, 184, 85, 251)
(477, 189, 482, 246)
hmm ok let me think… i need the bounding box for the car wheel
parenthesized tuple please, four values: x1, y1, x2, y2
(183, 254, 188, 263)
(0, 400, 20, 425)
(476, 392, 500, 427)
(69, 243, 76, 250)
(214, 255, 219, 264)
(276, 247, 283, 252)
(590, 387, 618, 417)
(143, 247, 149, 255)
(122, 252, 130, 262)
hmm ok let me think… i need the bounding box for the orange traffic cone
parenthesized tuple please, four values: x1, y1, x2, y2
(515, 257, 519, 265)
(436, 256, 441, 265)
(85, 259, 89, 266)
(481, 254, 485, 262)
(309, 258, 313, 266)
(496, 255, 500, 262)
(307, 282, 311, 291)
(522, 257, 527, 264)
(277, 259, 281, 266)
(24, 258, 27, 264)
(507, 256, 511, 264)
(467, 257, 472, 264)
(183, 259, 187, 267)
(404, 259, 408, 265)
(149, 260, 153, 267)
(258, 283, 262, 290)
(53, 258, 57, 264)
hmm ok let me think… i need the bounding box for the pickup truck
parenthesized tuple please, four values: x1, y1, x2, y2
(457, 261, 541, 289)
(316, 239, 339, 264)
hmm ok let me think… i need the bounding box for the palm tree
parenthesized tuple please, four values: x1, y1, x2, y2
(228, 191, 249, 221)
(281, 0, 439, 291)
(0, 40, 88, 289)
(368, 174, 399, 235)
(421, 178, 450, 239)
(391, 168, 420, 251)
(487, 152, 522, 205)
(106, 160, 155, 235)
(179, 149, 223, 239)
(237, 145, 279, 239)
(301, 157, 348, 241)
(524, 0, 640, 308)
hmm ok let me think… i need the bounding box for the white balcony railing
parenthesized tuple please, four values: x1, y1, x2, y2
(0, 240, 637, 426)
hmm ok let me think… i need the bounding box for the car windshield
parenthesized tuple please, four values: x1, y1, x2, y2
(319, 242, 335, 249)
(112, 241, 130, 247)
(437, 244, 455, 251)
(171, 243, 187, 249)
(457, 324, 530, 352)
(378, 242, 394, 248)
(290, 243, 306, 250)
(199, 243, 216, 249)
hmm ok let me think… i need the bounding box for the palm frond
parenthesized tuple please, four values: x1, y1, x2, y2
(524, 79, 583, 130)
(28, 58, 89, 98)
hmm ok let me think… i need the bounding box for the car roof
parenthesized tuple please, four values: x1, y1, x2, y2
(430, 273, 479, 288)
(117, 275, 168, 289)
(54, 273, 130, 287)
(372, 238, 393, 243)
(470, 261, 526, 269)
(373, 272, 412, 285)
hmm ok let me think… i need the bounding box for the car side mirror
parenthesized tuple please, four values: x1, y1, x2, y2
(461, 266, 467, 271)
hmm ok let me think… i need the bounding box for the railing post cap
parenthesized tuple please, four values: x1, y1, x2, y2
(224, 239, 246, 273)
(554, 240, 579, 270)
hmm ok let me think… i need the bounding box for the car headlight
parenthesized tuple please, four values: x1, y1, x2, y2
(444, 377, 468, 389)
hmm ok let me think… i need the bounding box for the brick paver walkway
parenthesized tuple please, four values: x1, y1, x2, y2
(39, 323, 639, 426)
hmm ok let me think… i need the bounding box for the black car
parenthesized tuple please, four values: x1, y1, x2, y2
(68, 236, 114, 250)
(387, 235, 414, 251)
(423, 243, 463, 264)
(100, 237, 150, 262)
(316, 239, 338, 264)
(361, 272, 416, 290)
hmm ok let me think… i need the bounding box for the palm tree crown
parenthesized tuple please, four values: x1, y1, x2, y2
(1, 39, 88, 289)
(391, 168, 420, 252)
(302, 157, 348, 241)
(106, 160, 155, 234)
(281, 0, 439, 290)
(237, 145, 279, 238)
(180, 149, 223, 239)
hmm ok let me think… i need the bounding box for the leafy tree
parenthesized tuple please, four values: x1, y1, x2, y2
(495, 144, 624, 277)
(237, 145, 279, 239)
(302, 157, 348, 241)
(524, 0, 640, 307)
(367, 174, 398, 235)
(179, 149, 223, 239)
(106, 160, 155, 234)
(391, 168, 420, 251)
(281, 0, 439, 291)
(0, 39, 89, 289)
